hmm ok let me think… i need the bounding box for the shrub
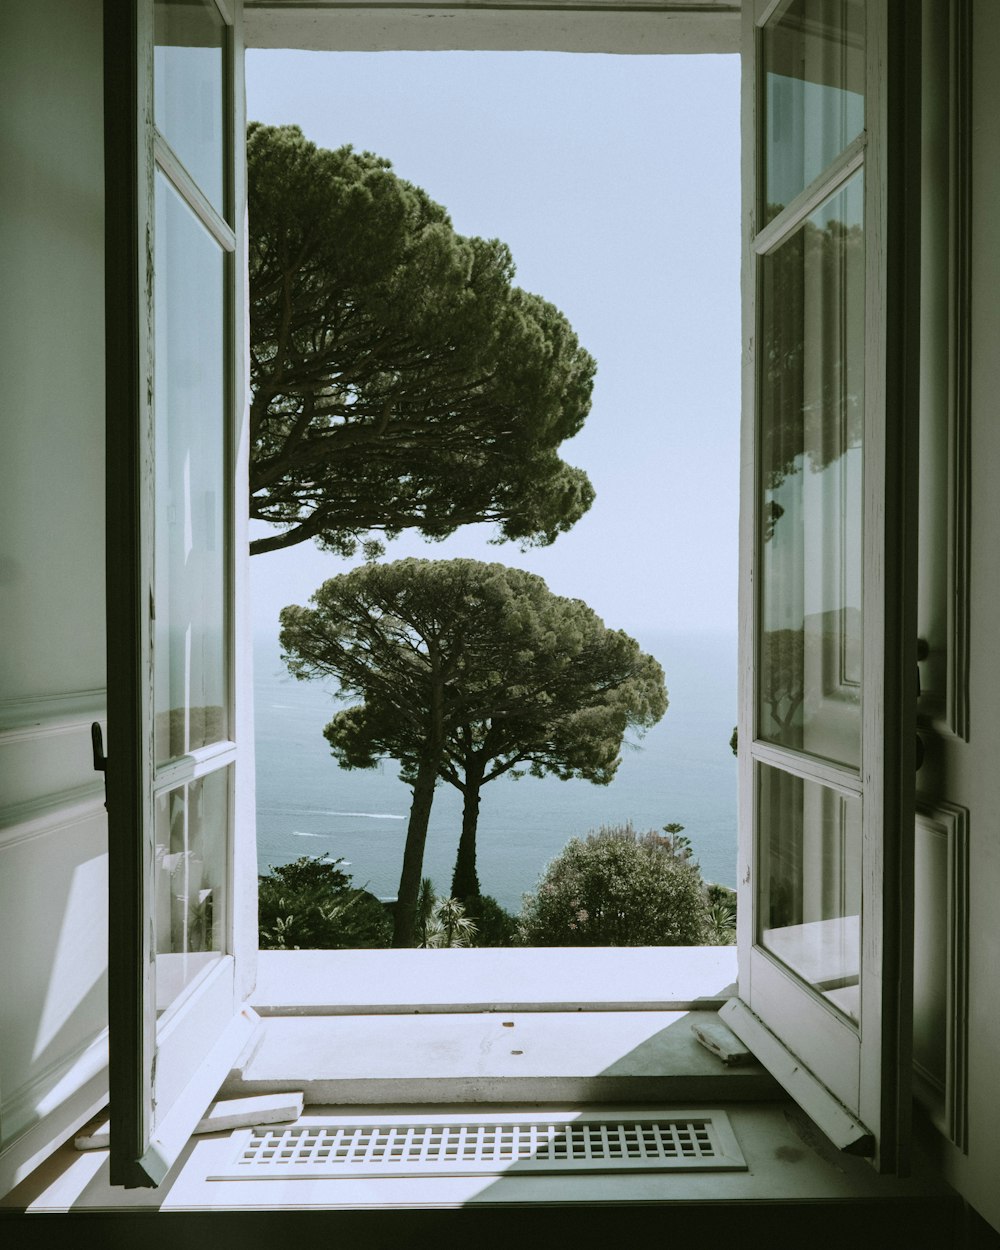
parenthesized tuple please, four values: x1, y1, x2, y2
(258, 854, 392, 949)
(415, 879, 478, 948)
(705, 883, 737, 944)
(518, 822, 712, 947)
(467, 894, 520, 947)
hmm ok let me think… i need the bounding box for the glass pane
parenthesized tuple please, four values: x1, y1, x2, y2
(154, 0, 226, 212)
(758, 172, 863, 769)
(757, 764, 860, 1023)
(154, 768, 228, 1015)
(154, 173, 227, 763)
(762, 0, 865, 224)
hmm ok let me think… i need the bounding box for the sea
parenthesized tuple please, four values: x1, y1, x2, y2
(254, 628, 738, 913)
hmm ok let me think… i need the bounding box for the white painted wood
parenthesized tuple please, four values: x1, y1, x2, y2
(945, 0, 972, 742)
(745, 945, 859, 1111)
(0, 0, 113, 1198)
(690, 1018, 753, 1065)
(153, 133, 237, 253)
(75, 1093, 303, 1149)
(0, 691, 106, 735)
(0, 1075, 108, 1201)
(0, 724, 107, 819)
(249, 947, 738, 1015)
(150, 1007, 261, 1169)
(913, 801, 968, 1151)
(749, 741, 864, 796)
(720, 998, 873, 1155)
(735, 0, 758, 1015)
(244, 2, 742, 55)
(226, 3, 260, 1007)
(0, 790, 106, 851)
(0, 4, 107, 709)
(103, 0, 255, 1187)
(737, 0, 916, 1172)
(0, 809, 108, 1152)
(751, 134, 867, 258)
(912, 1, 1000, 1231)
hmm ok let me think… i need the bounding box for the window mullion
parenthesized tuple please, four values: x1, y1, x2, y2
(154, 131, 236, 252)
(753, 132, 866, 257)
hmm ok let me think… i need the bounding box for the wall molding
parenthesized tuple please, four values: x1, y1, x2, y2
(914, 798, 969, 1152)
(1, 1028, 109, 1151)
(0, 784, 106, 848)
(0, 689, 106, 738)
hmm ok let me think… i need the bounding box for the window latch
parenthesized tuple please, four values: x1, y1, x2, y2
(91, 721, 108, 809)
(915, 639, 929, 770)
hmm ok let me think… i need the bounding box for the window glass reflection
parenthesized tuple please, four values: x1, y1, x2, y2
(155, 0, 226, 212)
(154, 768, 228, 1015)
(757, 764, 860, 1023)
(154, 173, 227, 763)
(759, 173, 863, 769)
(762, 0, 864, 224)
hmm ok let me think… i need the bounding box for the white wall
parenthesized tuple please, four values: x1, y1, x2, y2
(0, 0, 109, 1196)
(921, 0, 1000, 1231)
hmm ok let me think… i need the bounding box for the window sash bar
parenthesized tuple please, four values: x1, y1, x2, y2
(752, 132, 866, 256)
(749, 740, 863, 797)
(154, 131, 236, 253)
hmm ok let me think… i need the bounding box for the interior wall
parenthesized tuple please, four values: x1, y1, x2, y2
(921, 0, 1000, 1232)
(0, 0, 109, 1196)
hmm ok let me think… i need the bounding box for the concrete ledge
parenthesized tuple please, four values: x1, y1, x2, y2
(250, 946, 738, 1015)
(222, 1009, 779, 1104)
(245, 3, 742, 55)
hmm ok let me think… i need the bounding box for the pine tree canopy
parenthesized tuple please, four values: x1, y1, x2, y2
(248, 123, 597, 557)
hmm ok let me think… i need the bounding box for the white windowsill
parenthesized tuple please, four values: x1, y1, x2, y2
(2, 945, 956, 1212)
(249, 945, 739, 1016)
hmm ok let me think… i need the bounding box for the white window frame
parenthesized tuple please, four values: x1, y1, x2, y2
(104, 0, 923, 1191)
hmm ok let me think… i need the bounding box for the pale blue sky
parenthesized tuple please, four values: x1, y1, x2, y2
(246, 50, 741, 636)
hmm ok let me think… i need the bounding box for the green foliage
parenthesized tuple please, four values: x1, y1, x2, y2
(258, 855, 391, 950)
(518, 822, 712, 948)
(247, 122, 595, 557)
(414, 879, 478, 949)
(705, 883, 738, 944)
(466, 894, 520, 947)
(280, 558, 668, 946)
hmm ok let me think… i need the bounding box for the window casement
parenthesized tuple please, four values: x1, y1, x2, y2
(104, 0, 256, 1187)
(721, 0, 920, 1173)
(102, 0, 920, 1189)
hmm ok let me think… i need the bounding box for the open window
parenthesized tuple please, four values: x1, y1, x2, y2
(104, 0, 257, 1187)
(722, 0, 918, 1172)
(101, 0, 919, 1190)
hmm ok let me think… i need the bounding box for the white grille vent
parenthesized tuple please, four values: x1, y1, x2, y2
(211, 1111, 746, 1179)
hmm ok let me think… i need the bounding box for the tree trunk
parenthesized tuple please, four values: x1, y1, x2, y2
(393, 654, 445, 947)
(392, 757, 438, 947)
(450, 762, 484, 905)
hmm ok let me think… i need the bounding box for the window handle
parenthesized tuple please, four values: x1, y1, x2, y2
(91, 722, 108, 808)
(915, 639, 929, 770)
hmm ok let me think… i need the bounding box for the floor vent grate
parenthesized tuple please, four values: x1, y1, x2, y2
(211, 1111, 746, 1179)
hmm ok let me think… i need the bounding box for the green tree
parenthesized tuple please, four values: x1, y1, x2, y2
(518, 822, 711, 947)
(705, 882, 737, 944)
(248, 123, 595, 557)
(257, 855, 391, 949)
(291, 561, 665, 936)
(280, 558, 556, 946)
(440, 618, 666, 905)
(414, 879, 478, 949)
